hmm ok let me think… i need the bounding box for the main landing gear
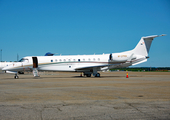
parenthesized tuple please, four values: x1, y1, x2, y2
(85, 74, 91, 77)
(94, 73, 100, 77)
(83, 72, 100, 77)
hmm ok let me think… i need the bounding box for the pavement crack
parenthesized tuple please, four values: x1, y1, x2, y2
(57, 107, 62, 111)
(40, 109, 43, 120)
(126, 103, 158, 119)
(126, 103, 142, 113)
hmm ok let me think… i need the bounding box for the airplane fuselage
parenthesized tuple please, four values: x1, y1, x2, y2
(2, 34, 165, 78)
(3, 53, 137, 72)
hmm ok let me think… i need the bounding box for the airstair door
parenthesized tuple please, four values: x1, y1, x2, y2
(32, 57, 38, 68)
(32, 57, 39, 77)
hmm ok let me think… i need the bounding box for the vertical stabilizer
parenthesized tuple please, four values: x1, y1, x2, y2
(133, 34, 165, 57)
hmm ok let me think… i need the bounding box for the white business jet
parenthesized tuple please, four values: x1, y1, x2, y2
(2, 34, 165, 79)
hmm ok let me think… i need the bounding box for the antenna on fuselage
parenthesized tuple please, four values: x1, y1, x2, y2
(44, 52, 58, 56)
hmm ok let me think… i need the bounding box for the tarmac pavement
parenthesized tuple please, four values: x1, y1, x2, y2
(0, 71, 170, 120)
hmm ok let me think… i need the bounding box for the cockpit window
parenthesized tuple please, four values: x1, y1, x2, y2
(18, 58, 29, 62)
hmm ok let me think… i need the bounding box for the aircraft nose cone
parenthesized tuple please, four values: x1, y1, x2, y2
(2, 63, 22, 71)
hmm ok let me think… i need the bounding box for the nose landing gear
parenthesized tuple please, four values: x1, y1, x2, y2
(14, 74, 19, 79)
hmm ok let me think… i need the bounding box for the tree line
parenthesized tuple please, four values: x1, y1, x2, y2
(110, 67, 170, 72)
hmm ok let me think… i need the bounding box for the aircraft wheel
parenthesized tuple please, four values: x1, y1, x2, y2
(86, 74, 91, 77)
(14, 75, 19, 79)
(95, 73, 100, 77)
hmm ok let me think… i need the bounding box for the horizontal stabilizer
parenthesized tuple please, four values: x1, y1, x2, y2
(142, 34, 166, 39)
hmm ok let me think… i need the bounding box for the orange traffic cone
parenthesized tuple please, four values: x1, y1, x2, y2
(126, 71, 129, 78)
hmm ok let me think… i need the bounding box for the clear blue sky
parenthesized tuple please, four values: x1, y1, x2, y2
(0, 0, 170, 67)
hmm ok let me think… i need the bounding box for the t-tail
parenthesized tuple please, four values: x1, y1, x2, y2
(115, 34, 166, 67)
(130, 34, 165, 65)
(130, 34, 166, 65)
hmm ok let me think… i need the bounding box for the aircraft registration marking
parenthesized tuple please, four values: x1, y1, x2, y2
(118, 55, 127, 57)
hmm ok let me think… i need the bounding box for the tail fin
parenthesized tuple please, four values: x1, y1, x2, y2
(133, 34, 166, 56)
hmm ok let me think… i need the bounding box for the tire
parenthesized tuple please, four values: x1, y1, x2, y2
(95, 73, 100, 77)
(14, 76, 19, 79)
(86, 74, 91, 77)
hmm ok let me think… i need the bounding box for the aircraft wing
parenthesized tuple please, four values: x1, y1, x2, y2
(75, 64, 112, 71)
(75, 63, 121, 71)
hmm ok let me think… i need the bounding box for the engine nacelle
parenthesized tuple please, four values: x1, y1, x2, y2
(110, 53, 136, 62)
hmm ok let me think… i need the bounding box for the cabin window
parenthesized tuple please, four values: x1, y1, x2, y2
(93, 58, 95, 61)
(68, 59, 71, 61)
(83, 58, 85, 61)
(19, 58, 29, 63)
(98, 58, 100, 61)
(78, 59, 80, 62)
(51, 60, 53, 62)
(59, 59, 62, 62)
(55, 59, 58, 62)
(88, 58, 90, 61)
(64, 59, 66, 62)
(73, 59, 76, 61)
